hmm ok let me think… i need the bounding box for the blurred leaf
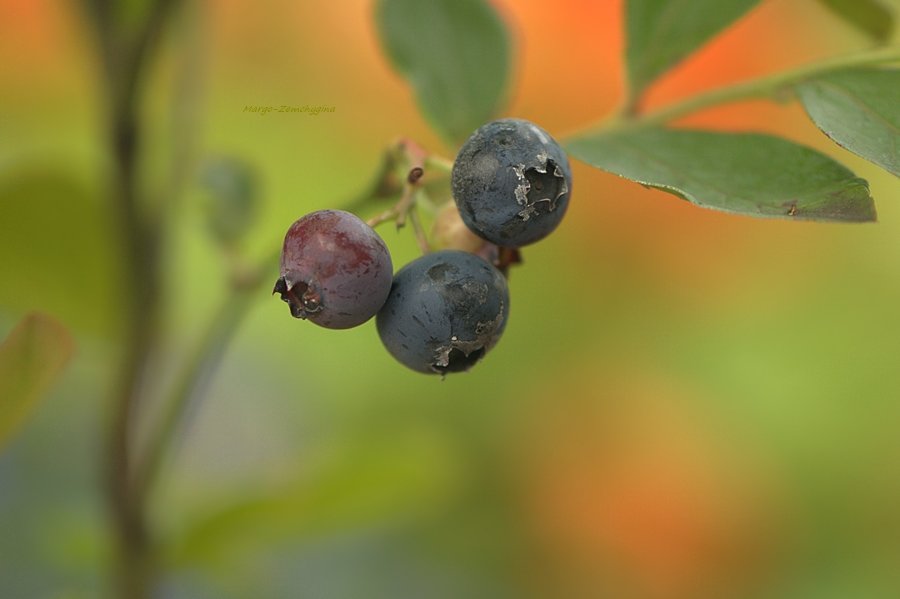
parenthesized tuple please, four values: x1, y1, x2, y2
(797, 68, 900, 178)
(626, 0, 760, 98)
(0, 165, 121, 336)
(816, 0, 894, 44)
(375, 0, 511, 146)
(0, 313, 75, 451)
(567, 128, 876, 221)
(199, 156, 259, 247)
(78, 0, 154, 37)
(168, 434, 461, 568)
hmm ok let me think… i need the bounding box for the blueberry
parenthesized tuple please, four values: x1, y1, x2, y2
(376, 250, 509, 374)
(274, 209, 393, 329)
(451, 118, 572, 247)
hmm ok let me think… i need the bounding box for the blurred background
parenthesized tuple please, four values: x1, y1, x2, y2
(2, 0, 900, 597)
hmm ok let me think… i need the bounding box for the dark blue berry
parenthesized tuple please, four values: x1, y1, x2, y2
(274, 210, 393, 329)
(452, 118, 572, 247)
(376, 250, 509, 374)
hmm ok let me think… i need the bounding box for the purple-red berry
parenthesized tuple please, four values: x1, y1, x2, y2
(274, 209, 393, 329)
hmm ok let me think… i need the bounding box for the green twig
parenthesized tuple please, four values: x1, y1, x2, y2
(578, 45, 900, 136)
(132, 251, 277, 501)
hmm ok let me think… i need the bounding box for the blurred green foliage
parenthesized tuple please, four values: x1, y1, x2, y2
(0, 165, 121, 336)
(625, 0, 760, 99)
(199, 156, 260, 248)
(817, 0, 895, 43)
(0, 312, 74, 451)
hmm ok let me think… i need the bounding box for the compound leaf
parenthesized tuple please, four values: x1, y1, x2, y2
(797, 68, 900, 178)
(626, 0, 760, 98)
(567, 128, 876, 222)
(375, 0, 511, 146)
(0, 313, 75, 451)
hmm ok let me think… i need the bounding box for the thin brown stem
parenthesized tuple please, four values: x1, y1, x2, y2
(407, 206, 431, 254)
(366, 138, 430, 231)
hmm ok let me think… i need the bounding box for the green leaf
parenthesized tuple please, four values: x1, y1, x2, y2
(567, 128, 876, 222)
(0, 165, 121, 337)
(375, 0, 511, 146)
(0, 313, 75, 451)
(797, 68, 900, 178)
(816, 0, 894, 44)
(626, 0, 760, 98)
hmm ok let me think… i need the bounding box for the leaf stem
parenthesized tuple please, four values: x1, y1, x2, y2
(580, 45, 900, 136)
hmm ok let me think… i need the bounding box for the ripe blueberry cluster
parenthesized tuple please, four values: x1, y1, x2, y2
(275, 118, 572, 375)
